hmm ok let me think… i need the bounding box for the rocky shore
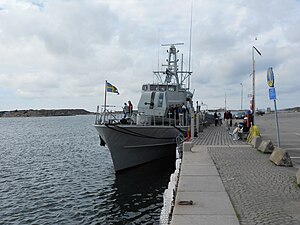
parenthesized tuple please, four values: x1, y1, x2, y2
(0, 109, 94, 118)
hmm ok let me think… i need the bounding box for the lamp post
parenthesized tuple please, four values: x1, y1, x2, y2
(252, 46, 261, 125)
(240, 83, 243, 110)
(224, 93, 227, 111)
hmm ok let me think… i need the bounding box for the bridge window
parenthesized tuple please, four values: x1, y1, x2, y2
(159, 85, 166, 91)
(150, 92, 155, 109)
(142, 85, 148, 91)
(150, 85, 158, 91)
(168, 86, 176, 91)
(158, 93, 164, 107)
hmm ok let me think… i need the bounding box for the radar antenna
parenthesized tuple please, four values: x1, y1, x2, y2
(161, 43, 184, 46)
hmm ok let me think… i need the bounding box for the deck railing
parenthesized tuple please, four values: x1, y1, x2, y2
(95, 106, 208, 128)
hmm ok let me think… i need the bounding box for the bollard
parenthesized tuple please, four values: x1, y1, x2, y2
(191, 112, 195, 140)
(183, 141, 193, 152)
(196, 112, 200, 133)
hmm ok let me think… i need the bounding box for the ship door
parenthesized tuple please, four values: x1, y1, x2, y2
(150, 92, 155, 109)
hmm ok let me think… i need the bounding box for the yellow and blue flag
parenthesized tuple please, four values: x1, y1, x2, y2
(106, 81, 119, 94)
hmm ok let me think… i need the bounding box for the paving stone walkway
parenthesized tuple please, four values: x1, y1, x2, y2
(194, 125, 247, 146)
(191, 125, 300, 224)
(209, 146, 300, 224)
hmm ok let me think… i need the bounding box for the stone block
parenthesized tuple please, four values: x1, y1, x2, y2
(269, 147, 293, 167)
(251, 136, 262, 149)
(183, 141, 193, 152)
(257, 140, 274, 153)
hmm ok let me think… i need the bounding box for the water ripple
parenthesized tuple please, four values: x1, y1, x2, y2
(0, 116, 174, 224)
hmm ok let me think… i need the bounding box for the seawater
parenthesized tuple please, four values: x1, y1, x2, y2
(0, 115, 175, 224)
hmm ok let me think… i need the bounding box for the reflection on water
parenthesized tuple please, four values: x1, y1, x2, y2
(76, 156, 176, 225)
(110, 157, 175, 224)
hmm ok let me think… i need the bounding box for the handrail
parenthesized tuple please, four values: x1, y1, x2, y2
(95, 110, 206, 127)
(95, 109, 122, 125)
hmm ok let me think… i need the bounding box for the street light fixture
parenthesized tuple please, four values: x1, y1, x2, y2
(252, 46, 262, 125)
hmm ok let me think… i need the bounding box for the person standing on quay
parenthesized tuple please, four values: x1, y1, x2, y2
(128, 101, 133, 117)
(228, 110, 233, 127)
(123, 103, 129, 118)
(224, 110, 230, 130)
(214, 111, 218, 126)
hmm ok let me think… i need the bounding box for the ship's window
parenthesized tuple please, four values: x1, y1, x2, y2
(142, 85, 148, 91)
(159, 85, 166, 91)
(150, 92, 155, 109)
(158, 93, 164, 107)
(150, 85, 158, 91)
(168, 86, 176, 91)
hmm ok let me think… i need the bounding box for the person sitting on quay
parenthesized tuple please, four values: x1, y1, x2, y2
(230, 123, 244, 141)
(242, 116, 250, 132)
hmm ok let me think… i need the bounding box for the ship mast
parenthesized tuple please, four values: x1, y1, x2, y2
(153, 43, 191, 89)
(188, 1, 193, 89)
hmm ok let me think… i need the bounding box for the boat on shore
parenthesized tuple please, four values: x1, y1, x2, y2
(94, 44, 194, 172)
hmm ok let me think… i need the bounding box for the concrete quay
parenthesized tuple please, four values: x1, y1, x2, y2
(170, 125, 300, 225)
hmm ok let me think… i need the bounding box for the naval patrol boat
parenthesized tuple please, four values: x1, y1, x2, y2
(94, 44, 194, 172)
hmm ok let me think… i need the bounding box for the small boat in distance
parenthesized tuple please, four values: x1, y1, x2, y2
(94, 44, 194, 172)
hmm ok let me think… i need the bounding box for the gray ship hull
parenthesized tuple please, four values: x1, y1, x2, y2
(94, 124, 186, 171)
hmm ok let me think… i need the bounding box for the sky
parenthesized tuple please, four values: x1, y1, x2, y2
(1, 0, 300, 112)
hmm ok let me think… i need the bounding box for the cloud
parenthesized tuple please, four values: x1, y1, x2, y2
(0, 0, 299, 111)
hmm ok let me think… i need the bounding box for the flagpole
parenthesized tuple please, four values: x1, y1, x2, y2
(104, 80, 107, 122)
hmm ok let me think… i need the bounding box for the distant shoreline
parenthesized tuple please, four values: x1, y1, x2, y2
(1, 107, 299, 118)
(0, 109, 95, 118)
